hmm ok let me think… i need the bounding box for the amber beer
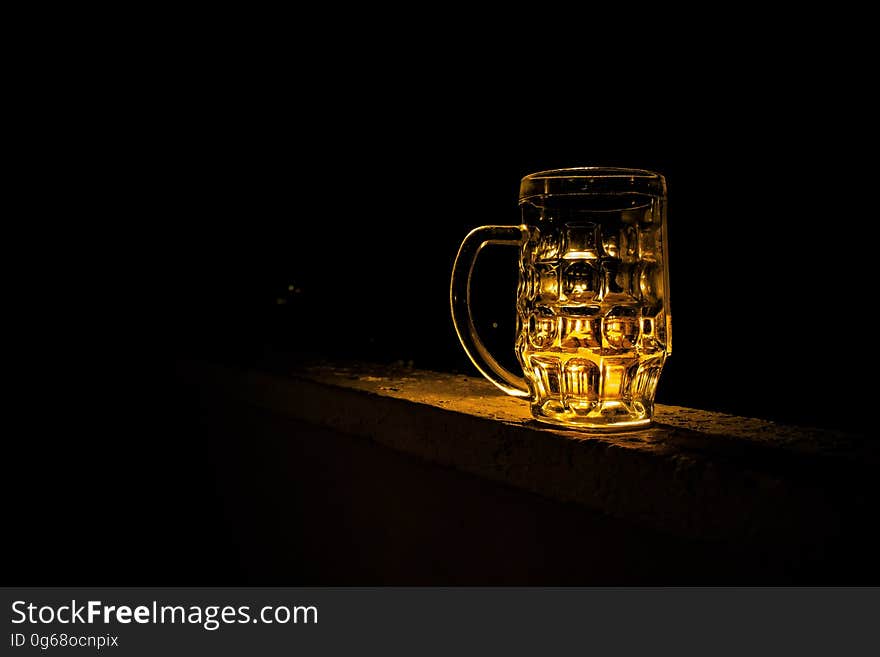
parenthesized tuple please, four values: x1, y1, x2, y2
(451, 168, 671, 429)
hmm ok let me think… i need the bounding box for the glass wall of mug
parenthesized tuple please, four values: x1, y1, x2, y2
(516, 168, 671, 428)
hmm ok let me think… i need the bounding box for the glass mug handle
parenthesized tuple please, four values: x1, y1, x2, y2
(450, 225, 530, 398)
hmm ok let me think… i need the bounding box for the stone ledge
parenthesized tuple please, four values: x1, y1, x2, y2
(178, 360, 876, 552)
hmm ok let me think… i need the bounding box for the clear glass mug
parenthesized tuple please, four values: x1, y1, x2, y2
(450, 167, 671, 430)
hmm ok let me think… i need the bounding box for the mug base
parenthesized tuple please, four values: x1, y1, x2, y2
(531, 400, 653, 432)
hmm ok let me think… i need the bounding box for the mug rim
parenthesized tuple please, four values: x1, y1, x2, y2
(520, 166, 666, 200)
(521, 166, 663, 181)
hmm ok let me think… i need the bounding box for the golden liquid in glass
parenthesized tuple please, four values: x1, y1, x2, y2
(515, 201, 669, 428)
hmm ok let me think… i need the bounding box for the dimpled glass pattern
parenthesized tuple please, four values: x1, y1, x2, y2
(515, 171, 670, 428)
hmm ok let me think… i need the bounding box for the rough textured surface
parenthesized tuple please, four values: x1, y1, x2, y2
(179, 360, 877, 553)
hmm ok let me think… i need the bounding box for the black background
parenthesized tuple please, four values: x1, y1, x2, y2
(8, 43, 874, 584)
